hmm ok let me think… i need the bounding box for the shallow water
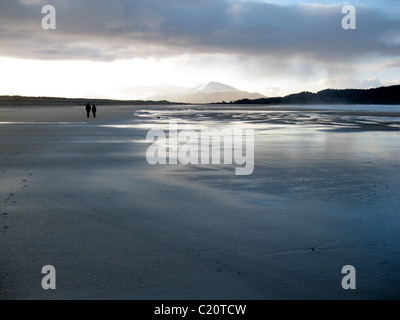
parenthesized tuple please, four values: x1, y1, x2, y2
(100, 105, 398, 218)
(127, 105, 400, 162)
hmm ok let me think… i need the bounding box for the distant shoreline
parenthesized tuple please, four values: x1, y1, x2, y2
(227, 84, 400, 105)
(0, 84, 399, 106)
(0, 96, 184, 107)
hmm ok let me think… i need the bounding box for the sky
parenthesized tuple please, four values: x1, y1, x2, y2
(0, 0, 399, 100)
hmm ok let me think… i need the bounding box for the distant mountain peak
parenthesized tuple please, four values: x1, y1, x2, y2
(192, 82, 239, 93)
(149, 81, 265, 103)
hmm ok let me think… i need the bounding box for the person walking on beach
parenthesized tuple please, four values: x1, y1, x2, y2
(92, 104, 97, 118)
(85, 103, 91, 118)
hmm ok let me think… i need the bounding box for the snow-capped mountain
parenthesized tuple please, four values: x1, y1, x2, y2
(150, 82, 265, 103)
(190, 82, 239, 93)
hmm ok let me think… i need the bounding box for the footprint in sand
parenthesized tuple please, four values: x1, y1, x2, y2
(5, 193, 17, 206)
(4, 193, 13, 203)
(2, 211, 8, 230)
(2, 212, 8, 226)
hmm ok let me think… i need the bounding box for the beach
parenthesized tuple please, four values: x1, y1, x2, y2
(1, 104, 400, 299)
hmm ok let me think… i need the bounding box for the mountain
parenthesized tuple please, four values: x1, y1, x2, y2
(1, 84, 398, 106)
(190, 82, 238, 93)
(150, 82, 265, 103)
(233, 85, 400, 105)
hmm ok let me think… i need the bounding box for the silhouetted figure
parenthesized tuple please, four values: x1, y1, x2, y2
(85, 103, 91, 118)
(92, 104, 97, 118)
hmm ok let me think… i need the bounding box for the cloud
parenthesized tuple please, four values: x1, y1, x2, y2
(378, 58, 400, 69)
(0, 0, 399, 63)
(320, 77, 383, 90)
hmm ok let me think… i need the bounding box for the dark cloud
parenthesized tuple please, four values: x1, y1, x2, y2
(0, 0, 399, 62)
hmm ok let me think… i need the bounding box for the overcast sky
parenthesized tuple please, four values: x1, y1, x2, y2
(0, 0, 399, 99)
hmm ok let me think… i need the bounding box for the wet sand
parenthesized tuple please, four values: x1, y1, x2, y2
(1, 104, 400, 299)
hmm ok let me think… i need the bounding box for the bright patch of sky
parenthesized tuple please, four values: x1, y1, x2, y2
(0, 0, 399, 100)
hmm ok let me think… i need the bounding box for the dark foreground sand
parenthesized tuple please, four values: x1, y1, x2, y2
(0, 105, 400, 299)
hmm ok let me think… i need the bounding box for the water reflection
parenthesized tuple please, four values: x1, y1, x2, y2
(103, 106, 400, 162)
(98, 105, 400, 206)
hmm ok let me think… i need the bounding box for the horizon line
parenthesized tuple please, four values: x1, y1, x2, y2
(1, 84, 399, 103)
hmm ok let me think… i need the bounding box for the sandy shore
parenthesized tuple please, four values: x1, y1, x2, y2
(1, 104, 400, 299)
